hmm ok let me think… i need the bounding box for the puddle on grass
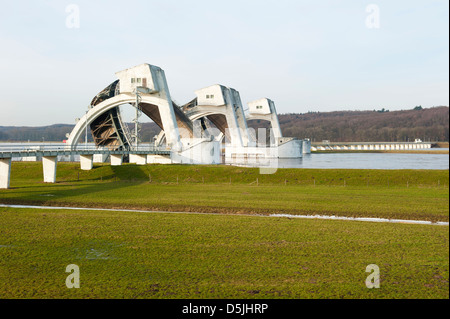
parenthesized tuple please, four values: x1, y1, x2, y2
(74, 241, 124, 260)
(0, 204, 448, 226)
(269, 214, 449, 226)
(84, 248, 114, 260)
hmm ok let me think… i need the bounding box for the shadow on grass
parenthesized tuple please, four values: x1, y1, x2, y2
(2, 164, 154, 209)
(110, 165, 150, 181)
(1, 180, 147, 209)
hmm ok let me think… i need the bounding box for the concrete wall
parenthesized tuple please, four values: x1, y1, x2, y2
(278, 139, 303, 158)
(0, 158, 11, 189)
(225, 138, 302, 159)
(93, 153, 109, 163)
(302, 139, 311, 154)
(173, 139, 221, 164)
(147, 155, 172, 164)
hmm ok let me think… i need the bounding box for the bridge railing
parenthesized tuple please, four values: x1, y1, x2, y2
(0, 143, 170, 156)
(0, 144, 66, 153)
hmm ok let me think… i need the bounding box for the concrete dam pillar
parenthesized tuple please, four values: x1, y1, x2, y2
(0, 158, 11, 189)
(110, 154, 123, 166)
(80, 154, 94, 170)
(42, 156, 57, 183)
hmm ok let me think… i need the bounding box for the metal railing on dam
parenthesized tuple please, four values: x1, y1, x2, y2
(0, 145, 170, 159)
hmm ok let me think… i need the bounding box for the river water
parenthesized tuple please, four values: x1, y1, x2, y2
(273, 152, 449, 170)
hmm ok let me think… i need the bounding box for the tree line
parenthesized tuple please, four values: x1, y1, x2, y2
(275, 106, 448, 142)
(0, 106, 448, 143)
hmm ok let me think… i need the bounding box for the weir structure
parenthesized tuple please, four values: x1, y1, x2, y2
(311, 142, 433, 151)
(0, 63, 310, 188)
(66, 64, 216, 165)
(66, 63, 308, 164)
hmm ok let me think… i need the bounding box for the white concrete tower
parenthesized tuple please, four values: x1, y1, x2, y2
(247, 98, 283, 141)
(194, 85, 250, 148)
(115, 64, 182, 150)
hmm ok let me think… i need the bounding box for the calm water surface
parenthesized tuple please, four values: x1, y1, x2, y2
(228, 152, 449, 170)
(276, 153, 449, 170)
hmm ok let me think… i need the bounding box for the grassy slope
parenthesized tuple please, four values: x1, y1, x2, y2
(6, 162, 449, 186)
(1, 163, 448, 222)
(0, 207, 447, 299)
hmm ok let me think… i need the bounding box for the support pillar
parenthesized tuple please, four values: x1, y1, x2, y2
(80, 154, 94, 170)
(0, 158, 11, 189)
(129, 154, 147, 165)
(111, 154, 123, 166)
(147, 154, 172, 164)
(42, 156, 57, 183)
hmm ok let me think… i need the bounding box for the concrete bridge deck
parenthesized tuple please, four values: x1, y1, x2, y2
(0, 148, 170, 159)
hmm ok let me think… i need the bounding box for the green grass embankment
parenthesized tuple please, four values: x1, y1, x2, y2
(6, 162, 449, 187)
(1, 163, 448, 222)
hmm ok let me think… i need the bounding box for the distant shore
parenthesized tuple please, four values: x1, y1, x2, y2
(312, 149, 449, 154)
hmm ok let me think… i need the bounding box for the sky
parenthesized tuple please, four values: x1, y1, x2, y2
(0, 0, 448, 126)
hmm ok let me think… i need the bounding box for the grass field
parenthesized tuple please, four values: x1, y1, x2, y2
(1, 162, 448, 222)
(434, 142, 449, 148)
(0, 207, 448, 299)
(0, 163, 448, 299)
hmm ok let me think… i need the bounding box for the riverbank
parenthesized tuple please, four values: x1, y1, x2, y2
(313, 149, 449, 154)
(1, 162, 448, 222)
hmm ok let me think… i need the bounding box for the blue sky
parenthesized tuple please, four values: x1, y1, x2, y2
(0, 0, 448, 126)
